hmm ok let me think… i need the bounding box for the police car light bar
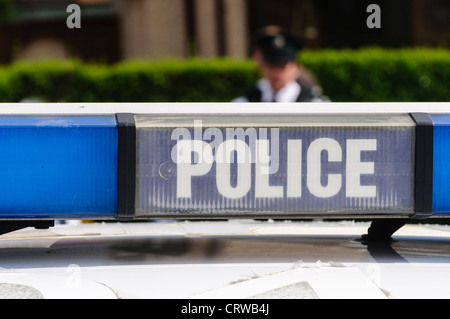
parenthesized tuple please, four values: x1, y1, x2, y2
(0, 102, 448, 223)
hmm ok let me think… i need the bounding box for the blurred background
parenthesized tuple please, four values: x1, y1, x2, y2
(0, 0, 448, 102)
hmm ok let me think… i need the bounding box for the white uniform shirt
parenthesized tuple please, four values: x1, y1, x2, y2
(232, 78, 322, 103)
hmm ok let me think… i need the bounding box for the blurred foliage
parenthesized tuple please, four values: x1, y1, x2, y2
(301, 47, 450, 102)
(0, 47, 448, 103)
(0, 0, 16, 23)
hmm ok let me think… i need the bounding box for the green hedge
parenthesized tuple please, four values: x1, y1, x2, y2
(0, 47, 448, 103)
(301, 47, 450, 102)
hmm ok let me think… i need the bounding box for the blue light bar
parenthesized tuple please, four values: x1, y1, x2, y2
(430, 114, 450, 215)
(1, 108, 450, 222)
(0, 115, 118, 219)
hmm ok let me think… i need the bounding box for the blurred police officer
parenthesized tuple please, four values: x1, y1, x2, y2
(233, 26, 325, 103)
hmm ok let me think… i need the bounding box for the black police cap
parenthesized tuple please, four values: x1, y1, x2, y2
(256, 32, 304, 66)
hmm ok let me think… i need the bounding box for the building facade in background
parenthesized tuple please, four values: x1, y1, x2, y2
(0, 0, 448, 64)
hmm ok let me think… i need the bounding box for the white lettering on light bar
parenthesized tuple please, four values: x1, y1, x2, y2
(175, 137, 377, 199)
(307, 138, 342, 198)
(346, 139, 377, 197)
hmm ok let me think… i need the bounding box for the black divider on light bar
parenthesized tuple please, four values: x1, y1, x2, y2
(116, 113, 136, 221)
(410, 113, 433, 218)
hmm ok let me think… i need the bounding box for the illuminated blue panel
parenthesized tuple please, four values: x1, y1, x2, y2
(430, 114, 450, 214)
(135, 114, 415, 218)
(0, 116, 118, 218)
